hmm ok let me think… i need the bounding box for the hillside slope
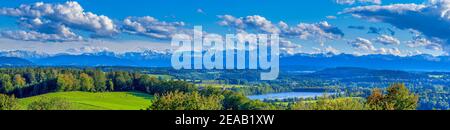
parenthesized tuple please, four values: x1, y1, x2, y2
(18, 91, 153, 110)
(0, 57, 33, 66)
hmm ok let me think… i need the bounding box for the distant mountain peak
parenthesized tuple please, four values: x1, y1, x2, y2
(1, 50, 450, 71)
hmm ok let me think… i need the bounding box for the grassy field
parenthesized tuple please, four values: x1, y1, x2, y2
(148, 74, 173, 80)
(18, 91, 153, 110)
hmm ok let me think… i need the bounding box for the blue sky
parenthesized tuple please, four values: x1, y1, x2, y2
(0, 0, 446, 56)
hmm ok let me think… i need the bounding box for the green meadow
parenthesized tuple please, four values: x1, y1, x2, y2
(18, 91, 153, 110)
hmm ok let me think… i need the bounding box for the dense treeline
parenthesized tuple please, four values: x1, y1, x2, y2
(79, 66, 449, 110)
(0, 68, 196, 98)
(290, 83, 418, 110)
(149, 86, 282, 110)
(150, 83, 418, 110)
(0, 68, 419, 110)
(0, 67, 278, 110)
(149, 91, 223, 110)
(0, 94, 19, 110)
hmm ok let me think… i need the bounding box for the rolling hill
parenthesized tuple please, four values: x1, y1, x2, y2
(0, 57, 33, 66)
(18, 91, 153, 110)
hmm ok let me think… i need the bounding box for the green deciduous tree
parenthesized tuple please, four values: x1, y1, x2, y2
(149, 91, 223, 110)
(367, 83, 418, 110)
(0, 74, 13, 93)
(106, 79, 114, 91)
(80, 73, 94, 92)
(290, 96, 367, 110)
(27, 97, 72, 110)
(0, 94, 19, 110)
(93, 70, 107, 92)
(13, 74, 26, 88)
(56, 74, 76, 91)
(367, 88, 385, 110)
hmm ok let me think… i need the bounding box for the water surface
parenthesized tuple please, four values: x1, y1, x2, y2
(248, 92, 333, 100)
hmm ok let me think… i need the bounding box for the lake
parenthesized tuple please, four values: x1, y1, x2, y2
(247, 92, 333, 100)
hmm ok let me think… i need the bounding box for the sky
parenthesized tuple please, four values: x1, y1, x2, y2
(0, 0, 447, 56)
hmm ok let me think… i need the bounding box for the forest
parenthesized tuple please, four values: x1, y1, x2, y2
(0, 67, 420, 110)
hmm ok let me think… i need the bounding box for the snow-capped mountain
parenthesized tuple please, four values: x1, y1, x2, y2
(0, 50, 50, 61)
(1, 50, 450, 72)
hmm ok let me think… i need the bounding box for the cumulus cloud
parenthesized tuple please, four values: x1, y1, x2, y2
(348, 37, 404, 55)
(324, 46, 341, 54)
(121, 16, 188, 40)
(217, 15, 344, 44)
(341, 0, 450, 52)
(279, 39, 303, 55)
(279, 21, 344, 42)
(425, 43, 443, 51)
(377, 47, 401, 55)
(374, 34, 400, 45)
(0, 1, 118, 41)
(335, 0, 382, 5)
(406, 36, 443, 51)
(348, 37, 376, 51)
(0, 30, 82, 42)
(218, 15, 280, 34)
(407, 50, 423, 56)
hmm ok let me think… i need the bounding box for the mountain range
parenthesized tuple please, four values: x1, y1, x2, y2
(1, 50, 449, 72)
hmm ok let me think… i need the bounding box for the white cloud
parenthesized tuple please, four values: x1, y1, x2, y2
(335, 0, 382, 5)
(217, 15, 344, 44)
(197, 8, 205, 14)
(217, 15, 244, 28)
(425, 43, 443, 51)
(279, 21, 344, 43)
(218, 15, 280, 34)
(377, 47, 401, 55)
(0, 30, 82, 42)
(0, 1, 117, 36)
(374, 35, 400, 45)
(406, 37, 443, 51)
(407, 49, 423, 56)
(279, 39, 302, 55)
(324, 46, 341, 54)
(348, 37, 405, 55)
(122, 16, 188, 40)
(348, 37, 376, 51)
(326, 15, 337, 19)
(341, 0, 450, 53)
(0, 1, 118, 40)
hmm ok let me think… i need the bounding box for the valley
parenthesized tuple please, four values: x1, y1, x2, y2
(1, 65, 448, 110)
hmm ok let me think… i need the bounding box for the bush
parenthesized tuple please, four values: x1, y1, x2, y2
(240, 100, 279, 110)
(367, 83, 418, 110)
(0, 94, 19, 110)
(149, 91, 223, 110)
(28, 97, 72, 110)
(290, 96, 367, 110)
